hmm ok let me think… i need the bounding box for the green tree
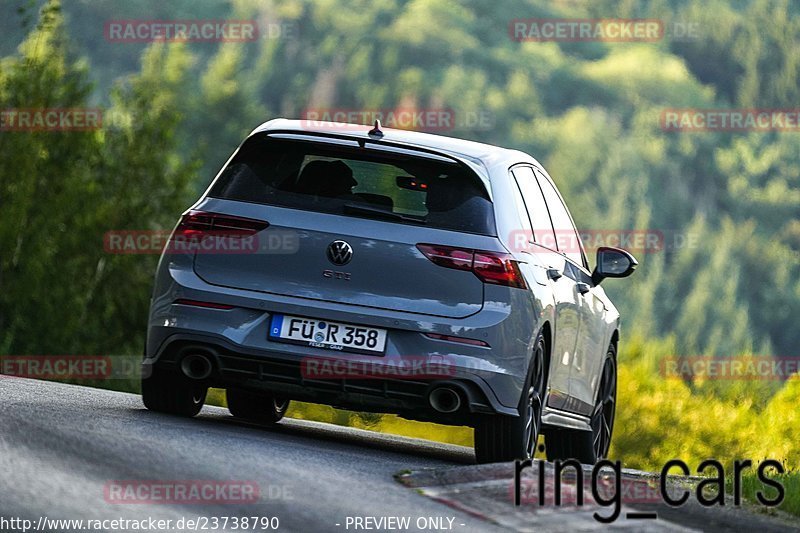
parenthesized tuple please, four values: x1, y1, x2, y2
(0, 2, 198, 388)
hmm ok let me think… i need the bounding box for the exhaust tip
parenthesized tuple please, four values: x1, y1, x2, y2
(429, 387, 462, 413)
(180, 353, 213, 380)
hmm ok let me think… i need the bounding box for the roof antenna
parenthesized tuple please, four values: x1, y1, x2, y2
(367, 119, 384, 138)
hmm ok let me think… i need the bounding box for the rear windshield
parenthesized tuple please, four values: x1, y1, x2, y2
(207, 134, 496, 235)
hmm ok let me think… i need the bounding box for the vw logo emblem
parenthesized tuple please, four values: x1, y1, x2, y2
(327, 240, 353, 266)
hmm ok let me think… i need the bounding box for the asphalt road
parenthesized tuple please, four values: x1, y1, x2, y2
(1, 378, 797, 533)
(0, 377, 497, 533)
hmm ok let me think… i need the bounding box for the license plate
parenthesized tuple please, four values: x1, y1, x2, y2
(269, 314, 387, 355)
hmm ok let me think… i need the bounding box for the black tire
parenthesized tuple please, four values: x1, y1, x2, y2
(474, 332, 546, 464)
(546, 344, 617, 464)
(141, 366, 207, 417)
(226, 388, 289, 424)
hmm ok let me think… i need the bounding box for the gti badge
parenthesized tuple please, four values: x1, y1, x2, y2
(327, 240, 353, 266)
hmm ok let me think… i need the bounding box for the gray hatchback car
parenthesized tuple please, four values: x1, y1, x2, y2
(142, 118, 637, 464)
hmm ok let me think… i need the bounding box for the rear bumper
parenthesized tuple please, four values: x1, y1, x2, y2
(145, 262, 540, 423)
(143, 332, 517, 425)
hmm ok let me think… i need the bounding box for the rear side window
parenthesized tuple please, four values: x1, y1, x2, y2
(511, 166, 557, 247)
(534, 169, 586, 267)
(208, 134, 496, 235)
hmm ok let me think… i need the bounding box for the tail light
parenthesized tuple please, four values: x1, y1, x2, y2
(417, 244, 527, 289)
(174, 210, 269, 238)
(168, 211, 269, 254)
(166, 211, 269, 255)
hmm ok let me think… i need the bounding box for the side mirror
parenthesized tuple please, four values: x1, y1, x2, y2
(591, 246, 638, 285)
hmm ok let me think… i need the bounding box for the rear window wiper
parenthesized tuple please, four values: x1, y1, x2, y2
(343, 202, 426, 223)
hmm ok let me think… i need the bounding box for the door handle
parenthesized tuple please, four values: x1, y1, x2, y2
(576, 282, 591, 295)
(547, 268, 562, 281)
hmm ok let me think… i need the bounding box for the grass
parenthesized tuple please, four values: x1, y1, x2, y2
(731, 470, 800, 517)
(206, 388, 474, 446)
(288, 399, 476, 446)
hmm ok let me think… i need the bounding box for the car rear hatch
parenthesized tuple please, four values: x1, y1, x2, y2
(189, 132, 503, 318)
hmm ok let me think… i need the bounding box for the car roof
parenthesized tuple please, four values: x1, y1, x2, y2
(252, 118, 533, 168)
